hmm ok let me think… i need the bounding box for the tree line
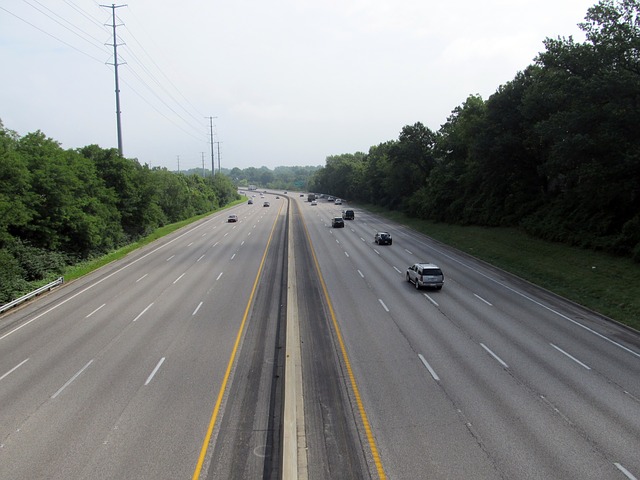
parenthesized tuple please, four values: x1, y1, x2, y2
(0, 124, 239, 303)
(309, 0, 640, 262)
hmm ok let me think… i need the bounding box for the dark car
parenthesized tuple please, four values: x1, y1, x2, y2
(332, 217, 345, 228)
(342, 209, 354, 220)
(374, 232, 392, 245)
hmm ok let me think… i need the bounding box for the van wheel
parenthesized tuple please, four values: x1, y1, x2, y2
(415, 280, 420, 290)
(406, 273, 411, 282)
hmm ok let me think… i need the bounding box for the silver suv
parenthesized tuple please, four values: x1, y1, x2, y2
(406, 263, 444, 290)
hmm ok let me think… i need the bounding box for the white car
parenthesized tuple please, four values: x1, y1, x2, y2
(406, 263, 444, 290)
(227, 214, 238, 222)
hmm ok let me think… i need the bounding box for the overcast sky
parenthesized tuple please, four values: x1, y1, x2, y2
(1, 0, 597, 171)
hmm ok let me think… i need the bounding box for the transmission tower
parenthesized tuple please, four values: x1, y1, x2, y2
(102, 4, 127, 156)
(207, 116, 217, 176)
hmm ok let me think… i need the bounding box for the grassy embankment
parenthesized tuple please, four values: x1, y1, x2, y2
(363, 204, 640, 331)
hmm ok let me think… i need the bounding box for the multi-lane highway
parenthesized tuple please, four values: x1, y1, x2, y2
(1, 192, 639, 479)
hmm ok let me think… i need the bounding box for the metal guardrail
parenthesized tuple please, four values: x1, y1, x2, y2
(0, 277, 64, 314)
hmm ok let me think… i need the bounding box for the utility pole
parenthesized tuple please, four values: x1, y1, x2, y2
(177, 155, 180, 173)
(102, 3, 127, 157)
(206, 116, 217, 177)
(215, 141, 222, 173)
(201, 152, 205, 178)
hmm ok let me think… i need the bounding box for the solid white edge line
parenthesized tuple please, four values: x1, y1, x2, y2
(480, 343, 509, 368)
(0, 214, 215, 342)
(418, 354, 440, 381)
(429, 245, 640, 359)
(0, 358, 29, 382)
(550, 343, 592, 370)
(133, 303, 154, 322)
(145, 357, 166, 386)
(193, 301, 203, 316)
(52, 359, 94, 398)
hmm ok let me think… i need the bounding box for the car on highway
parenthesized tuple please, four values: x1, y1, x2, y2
(248, 199, 253, 204)
(227, 214, 238, 222)
(342, 209, 354, 220)
(263, 201, 270, 207)
(334, 198, 342, 205)
(331, 217, 345, 228)
(311, 200, 317, 206)
(374, 232, 392, 245)
(406, 263, 444, 290)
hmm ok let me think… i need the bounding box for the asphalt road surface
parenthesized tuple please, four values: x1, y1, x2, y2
(1, 192, 639, 480)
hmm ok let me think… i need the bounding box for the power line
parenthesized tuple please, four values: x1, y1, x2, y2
(23, 0, 107, 49)
(122, 24, 205, 127)
(123, 6, 206, 121)
(4, 3, 215, 162)
(0, 6, 106, 63)
(119, 78, 206, 143)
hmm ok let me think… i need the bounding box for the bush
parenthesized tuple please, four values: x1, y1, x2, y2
(0, 249, 29, 304)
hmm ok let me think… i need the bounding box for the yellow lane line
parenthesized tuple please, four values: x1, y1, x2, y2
(300, 209, 387, 480)
(191, 201, 284, 479)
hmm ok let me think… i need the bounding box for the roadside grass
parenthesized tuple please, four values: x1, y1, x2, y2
(363, 204, 640, 331)
(62, 199, 245, 283)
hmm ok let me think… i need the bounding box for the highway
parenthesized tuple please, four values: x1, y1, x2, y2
(1, 192, 639, 479)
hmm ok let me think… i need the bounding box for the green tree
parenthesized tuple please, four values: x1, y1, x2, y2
(0, 122, 33, 246)
(15, 131, 123, 257)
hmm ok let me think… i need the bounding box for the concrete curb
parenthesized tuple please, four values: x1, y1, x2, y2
(283, 200, 308, 479)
